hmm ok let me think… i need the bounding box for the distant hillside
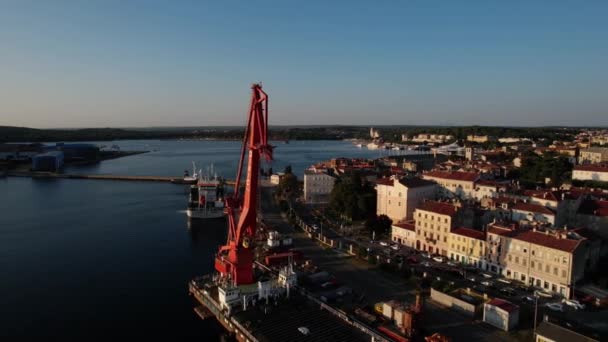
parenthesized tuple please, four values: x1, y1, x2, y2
(0, 126, 183, 143)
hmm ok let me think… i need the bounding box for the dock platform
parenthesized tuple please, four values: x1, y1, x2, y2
(6, 171, 235, 185)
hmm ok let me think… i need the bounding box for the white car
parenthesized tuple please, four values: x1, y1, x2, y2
(390, 244, 399, 251)
(421, 253, 432, 259)
(497, 278, 511, 284)
(481, 280, 493, 287)
(379, 241, 389, 247)
(545, 302, 564, 312)
(563, 299, 585, 310)
(481, 273, 493, 279)
(446, 261, 457, 267)
(467, 276, 476, 282)
(432, 256, 445, 263)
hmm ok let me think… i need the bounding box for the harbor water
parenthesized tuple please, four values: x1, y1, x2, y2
(0, 140, 410, 339)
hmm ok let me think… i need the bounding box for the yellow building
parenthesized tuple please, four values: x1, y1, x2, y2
(449, 227, 487, 269)
(414, 201, 459, 256)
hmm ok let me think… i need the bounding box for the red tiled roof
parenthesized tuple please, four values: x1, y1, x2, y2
(578, 199, 608, 217)
(513, 230, 583, 253)
(512, 202, 555, 216)
(487, 223, 519, 236)
(523, 189, 561, 202)
(399, 178, 436, 188)
(451, 227, 485, 240)
(416, 201, 459, 217)
(393, 221, 415, 231)
(423, 171, 480, 182)
(375, 178, 394, 186)
(487, 298, 518, 313)
(574, 164, 608, 172)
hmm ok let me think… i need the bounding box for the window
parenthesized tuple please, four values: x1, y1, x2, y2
(562, 269, 567, 278)
(545, 265, 550, 273)
(531, 261, 535, 268)
(444, 237, 447, 243)
(562, 257, 568, 264)
(508, 255, 512, 262)
(515, 256, 519, 263)
(553, 267, 558, 276)
(523, 259, 527, 266)
(445, 218, 448, 223)
(523, 248, 527, 253)
(398, 202, 401, 206)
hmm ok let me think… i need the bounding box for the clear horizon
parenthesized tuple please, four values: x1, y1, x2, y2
(1, 1, 607, 128)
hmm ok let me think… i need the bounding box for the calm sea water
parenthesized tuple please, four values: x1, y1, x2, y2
(0, 140, 404, 339)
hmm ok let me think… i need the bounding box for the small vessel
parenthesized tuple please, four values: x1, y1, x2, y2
(186, 165, 225, 219)
(181, 162, 199, 184)
(367, 142, 380, 150)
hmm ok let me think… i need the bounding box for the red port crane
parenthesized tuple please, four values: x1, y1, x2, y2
(215, 84, 272, 285)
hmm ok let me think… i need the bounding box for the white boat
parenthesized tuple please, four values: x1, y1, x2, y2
(367, 142, 380, 150)
(186, 165, 225, 219)
(182, 161, 199, 184)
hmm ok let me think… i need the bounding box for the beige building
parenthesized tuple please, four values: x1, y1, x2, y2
(376, 177, 436, 222)
(410, 133, 454, 144)
(579, 147, 608, 164)
(391, 221, 416, 248)
(573, 164, 608, 182)
(449, 227, 487, 269)
(467, 135, 495, 143)
(486, 223, 595, 298)
(303, 168, 336, 204)
(414, 201, 460, 256)
(422, 171, 480, 199)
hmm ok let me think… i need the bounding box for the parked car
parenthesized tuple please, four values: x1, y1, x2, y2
(421, 261, 431, 267)
(500, 287, 516, 297)
(481, 273, 493, 279)
(446, 261, 457, 267)
(535, 290, 553, 298)
(421, 252, 432, 259)
(545, 302, 564, 312)
(497, 278, 512, 284)
(467, 276, 476, 282)
(390, 244, 399, 250)
(432, 256, 445, 263)
(379, 241, 389, 247)
(481, 280, 493, 287)
(522, 296, 536, 304)
(563, 299, 585, 310)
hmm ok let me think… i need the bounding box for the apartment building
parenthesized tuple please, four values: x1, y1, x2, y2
(486, 223, 595, 298)
(376, 177, 437, 222)
(422, 171, 480, 199)
(511, 202, 556, 226)
(449, 227, 487, 269)
(391, 221, 416, 248)
(573, 164, 608, 182)
(303, 168, 336, 204)
(414, 201, 460, 256)
(579, 147, 608, 164)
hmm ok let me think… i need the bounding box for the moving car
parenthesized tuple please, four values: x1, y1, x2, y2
(432, 256, 445, 263)
(563, 299, 585, 310)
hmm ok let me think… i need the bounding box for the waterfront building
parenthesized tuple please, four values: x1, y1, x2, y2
(466, 135, 495, 143)
(376, 176, 436, 222)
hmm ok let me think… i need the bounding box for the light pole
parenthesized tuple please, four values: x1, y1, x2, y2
(533, 295, 539, 335)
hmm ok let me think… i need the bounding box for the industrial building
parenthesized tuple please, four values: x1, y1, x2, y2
(32, 151, 64, 172)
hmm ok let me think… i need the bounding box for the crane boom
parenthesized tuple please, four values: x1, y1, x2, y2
(215, 84, 272, 285)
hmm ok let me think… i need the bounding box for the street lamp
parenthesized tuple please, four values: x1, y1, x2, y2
(533, 295, 539, 335)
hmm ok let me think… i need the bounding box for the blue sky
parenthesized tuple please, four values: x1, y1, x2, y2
(0, 1, 606, 128)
